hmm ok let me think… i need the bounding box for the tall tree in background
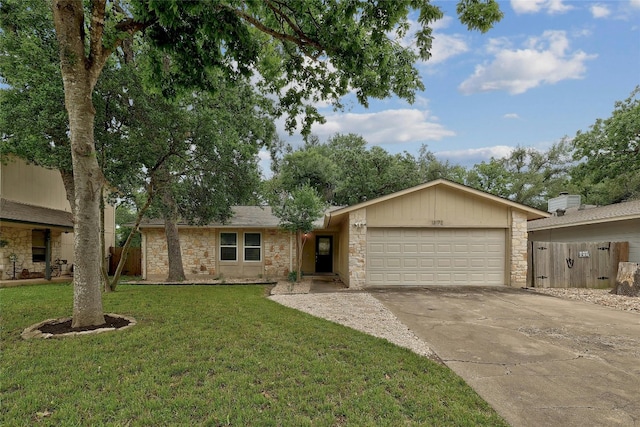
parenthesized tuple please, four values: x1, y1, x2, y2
(571, 86, 640, 204)
(466, 141, 572, 210)
(417, 144, 467, 184)
(46, 0, 502, 327)
(324, 134, 422, 205)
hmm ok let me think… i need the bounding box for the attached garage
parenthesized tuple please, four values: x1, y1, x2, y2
(324, 179, 549, 289)
(367, 228, 505, 286)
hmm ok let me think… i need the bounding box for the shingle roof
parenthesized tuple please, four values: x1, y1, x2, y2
(528, 199, 640, 231)
(139, 206, 282, 229)
(0, 198, 74, 230)
(139, 205, 343, 230)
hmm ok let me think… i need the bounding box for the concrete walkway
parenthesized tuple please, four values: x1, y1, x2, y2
(370, 286, 640, 427)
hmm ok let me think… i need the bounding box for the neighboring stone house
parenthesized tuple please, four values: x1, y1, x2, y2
(528, 195, 640, 263)
(140, 179, 548, 288)
(0, 156, 116, 280)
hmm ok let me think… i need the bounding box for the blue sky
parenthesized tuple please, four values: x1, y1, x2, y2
(267, 0, 640, 172)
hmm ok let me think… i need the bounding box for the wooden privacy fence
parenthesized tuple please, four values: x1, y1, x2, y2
(528, 241, 629, 288)
(108, 247, 142, 276)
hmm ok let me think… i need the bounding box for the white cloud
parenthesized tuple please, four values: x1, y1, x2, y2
(631, 0, 640, 9)
(590, 4, 611, 18)
(429, 33, 469, 65)
(458, 30, 597, 95)
(397, 17, 469, 66)
(277, 108, 455, 147)
(503, 113, 520, 119)
(315, 109, 455, 144)
(511, 0, 573, 14)
(436, 146, 515, 166)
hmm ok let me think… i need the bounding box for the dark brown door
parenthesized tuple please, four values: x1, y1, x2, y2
(315, 236, 333, 273)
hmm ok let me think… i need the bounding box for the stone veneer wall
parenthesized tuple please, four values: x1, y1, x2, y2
(145, 228, 217, 277)
(144, 227, 293, 280)
(510, 209, 528, 287)
(348, 209, 367, 289)
(0, 226, 63, 278)
(263, 229, 293, 279)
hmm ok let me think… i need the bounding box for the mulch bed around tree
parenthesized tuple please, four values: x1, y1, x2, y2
(38, 315, 131, 335)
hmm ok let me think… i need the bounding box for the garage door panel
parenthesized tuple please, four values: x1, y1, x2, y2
(367, 228, 505, 286)
(420, 243, 436, 253)
(453, 258, 469, 268)
(437, 243, 452, 253)
(403, 243, 418, 253)
(404, 273, 418, 282)
(383, 258, 399, 268)
(387, 243, 402, 253)
(420, 258, 435, 268)
(369, 243, 385, 254)
(438, 259, 453, 268)
(403, 258, 418, 268)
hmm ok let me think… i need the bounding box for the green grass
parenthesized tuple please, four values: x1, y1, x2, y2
(0, 284, 507, 426)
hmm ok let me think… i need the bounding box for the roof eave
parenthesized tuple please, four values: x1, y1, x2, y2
(529, 214, 640, 231)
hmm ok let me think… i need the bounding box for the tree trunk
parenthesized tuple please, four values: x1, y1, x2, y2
(612, 262, 640, 297)
(161, 182, 186, 282)
(53, 0, 108, 327)
(60, 170, 76, 217)
(295, 231, 306, 283)
(109, 191, 154, 291)
(101, 189, 111, 292)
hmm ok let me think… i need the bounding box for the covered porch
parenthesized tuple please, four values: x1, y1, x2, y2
(0, 199, 74, 282)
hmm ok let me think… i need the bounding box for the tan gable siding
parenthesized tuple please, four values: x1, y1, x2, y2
(366, 185, 509, 228)
(1, 157, 70, 212)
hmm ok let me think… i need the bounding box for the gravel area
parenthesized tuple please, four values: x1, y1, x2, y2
(532, 287, 640, 313)
(269, 291, 435, 359)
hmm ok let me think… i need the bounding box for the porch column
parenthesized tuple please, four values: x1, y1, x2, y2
(44, 228, 51, 280)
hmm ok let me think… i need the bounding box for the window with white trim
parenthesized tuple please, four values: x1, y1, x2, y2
(220, 232, 237, 261)
(244, 233, 261, 262)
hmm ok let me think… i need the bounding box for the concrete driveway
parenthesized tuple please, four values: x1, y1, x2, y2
(370, 286, 640, 427)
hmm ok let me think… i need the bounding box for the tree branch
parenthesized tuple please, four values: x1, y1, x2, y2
(223, 3, 325, 59)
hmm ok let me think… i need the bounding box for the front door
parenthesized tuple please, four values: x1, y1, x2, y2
(315, 236, 333, 273)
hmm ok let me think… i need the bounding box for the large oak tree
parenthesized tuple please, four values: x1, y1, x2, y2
(50, 0, 502, 327)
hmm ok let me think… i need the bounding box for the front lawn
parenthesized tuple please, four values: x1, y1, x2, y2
(1, 284, 506, 426)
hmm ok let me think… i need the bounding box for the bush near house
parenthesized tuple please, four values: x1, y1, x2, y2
(1, 284, 507, 426)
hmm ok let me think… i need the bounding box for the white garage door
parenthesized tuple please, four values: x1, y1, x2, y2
(366, 228, 506, 286)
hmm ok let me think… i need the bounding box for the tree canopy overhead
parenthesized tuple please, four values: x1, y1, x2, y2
(132, 0, 502, 132)
(9, 0, 504, 328)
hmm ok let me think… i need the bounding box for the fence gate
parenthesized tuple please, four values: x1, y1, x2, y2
(529, 241, 629, 288)
(108, 247, 142, 276)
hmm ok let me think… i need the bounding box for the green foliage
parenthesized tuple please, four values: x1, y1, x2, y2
(1, 284, 507, 426)
(466, 141, 573, 209)
(131, 0, 502, 134)
(115, 205, 141, 248)
(269, 134, 443, 207)
(272, 184, 326, 283)
(273, 184, 326, 235)
(571, 86, 640, 204)
(277, 149, 339, 202)
(287, 270, 299, 283)
(457, 0, 504, 33)
(417, 144, 468, 183)
(0, 0, 70, 171)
